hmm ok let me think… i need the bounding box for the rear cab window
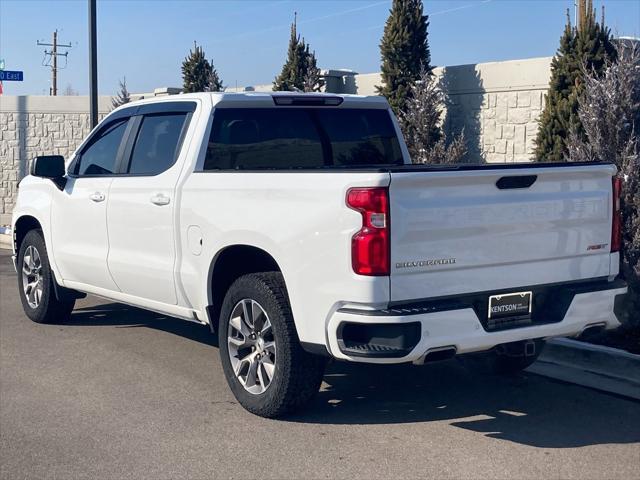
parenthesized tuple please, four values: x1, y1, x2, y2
(204, 108, 404, 170)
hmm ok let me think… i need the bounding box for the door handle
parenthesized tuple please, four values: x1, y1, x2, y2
(89, 192, 105, 202)
(150, 193, 170, 206)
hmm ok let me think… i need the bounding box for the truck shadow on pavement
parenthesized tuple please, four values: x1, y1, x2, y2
(68, 302, 219, 347)
(68, 302, 640, 449)
(295, 361, 640, 449)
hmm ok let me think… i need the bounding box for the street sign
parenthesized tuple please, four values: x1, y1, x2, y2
(0, 70, 23, 81)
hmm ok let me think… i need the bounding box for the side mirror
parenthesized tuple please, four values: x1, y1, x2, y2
(31, 155, 66, 190)
(31, 155, 66, 178)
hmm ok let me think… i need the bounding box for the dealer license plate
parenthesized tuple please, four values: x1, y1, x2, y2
(488, 291, 532, 319)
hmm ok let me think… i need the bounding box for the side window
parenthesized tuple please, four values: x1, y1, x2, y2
(127, 113, 188, 175)
(204, 109, 324, 170)
(76, 119, 128, 176)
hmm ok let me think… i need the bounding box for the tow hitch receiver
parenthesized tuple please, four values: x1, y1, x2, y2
(496, 339, 538, 357)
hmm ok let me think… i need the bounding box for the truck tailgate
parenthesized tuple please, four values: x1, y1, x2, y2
(389, 164, 616, 302)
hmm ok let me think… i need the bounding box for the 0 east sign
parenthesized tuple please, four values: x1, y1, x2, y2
(0, 71, 24, 81)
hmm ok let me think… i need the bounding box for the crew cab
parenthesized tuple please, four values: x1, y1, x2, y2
(11, 92, 627, 417)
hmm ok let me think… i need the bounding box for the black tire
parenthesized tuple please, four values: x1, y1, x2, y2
(218, 272, 326, 418)
(17, 229, 75, 324)
(460, 339, 545, 375)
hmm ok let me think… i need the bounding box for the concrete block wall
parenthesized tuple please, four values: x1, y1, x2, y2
(334, 57, 553, 163)
(442, 57, 551, 163)
(0, 96, 112, 224)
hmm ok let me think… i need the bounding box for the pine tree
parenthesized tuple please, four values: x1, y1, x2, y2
(566, 41, 640, 326)
(376, 0, 431, 115)
(274, 18, 305, 91)
(274, 15, 323, 92)
(399, 69, 467, 164)
(534, 1, 616, 162)
(205, 64, 224, 92)
(303, 49, 324, 93)
(111, 77, 131, 109)
(182, 42, 224, 93)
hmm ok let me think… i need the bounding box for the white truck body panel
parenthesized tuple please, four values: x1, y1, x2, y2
(179, 170, 391, 344)
(50, 176, 118, 291)
(388, 164, 617, 302)
(11, 92, 627, 364)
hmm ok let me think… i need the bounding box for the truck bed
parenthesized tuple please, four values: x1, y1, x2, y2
(202, 161, 612, 172)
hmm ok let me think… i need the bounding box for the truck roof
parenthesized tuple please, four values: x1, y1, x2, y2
(118, 91, 390, 111)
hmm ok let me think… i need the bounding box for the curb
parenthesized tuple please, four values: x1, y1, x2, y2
(529, 337, 640, 400)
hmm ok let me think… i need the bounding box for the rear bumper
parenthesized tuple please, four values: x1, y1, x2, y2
(322, 279, 628, 364)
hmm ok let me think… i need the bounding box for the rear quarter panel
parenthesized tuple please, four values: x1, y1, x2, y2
(178, 171, 392, 345)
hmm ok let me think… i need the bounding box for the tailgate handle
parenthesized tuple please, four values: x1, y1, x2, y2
(496, 175, 537, 190)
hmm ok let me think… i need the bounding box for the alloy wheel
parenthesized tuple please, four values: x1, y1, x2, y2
(22, 245, 44, 309)
(227, 299, 276, 395)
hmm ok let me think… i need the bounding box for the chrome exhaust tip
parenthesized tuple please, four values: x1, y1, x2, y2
(413, 346, 457, 365)
(580, 322, 607, 337)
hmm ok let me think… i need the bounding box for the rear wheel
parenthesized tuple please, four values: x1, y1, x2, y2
(461, 339, 545, 375)
(218, 272, 326, 418)
(17, 229, 75, 324)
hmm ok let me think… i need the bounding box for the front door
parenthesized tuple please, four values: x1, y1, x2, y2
(51, 118, 130, 291)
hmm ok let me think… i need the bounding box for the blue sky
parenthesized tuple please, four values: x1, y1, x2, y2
(1, 0, 638, 96)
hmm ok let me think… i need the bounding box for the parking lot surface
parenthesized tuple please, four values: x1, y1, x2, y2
(1, 250, 639, 479)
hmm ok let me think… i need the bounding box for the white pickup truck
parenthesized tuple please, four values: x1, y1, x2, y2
(12, 92, 627, 417)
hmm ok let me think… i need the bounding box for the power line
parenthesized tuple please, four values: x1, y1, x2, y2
(37, 30, 72, 96)
(217, 0, 388, 43)
(336, 0, 494, 36)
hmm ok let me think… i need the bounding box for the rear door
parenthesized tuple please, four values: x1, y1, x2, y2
(106, 102, 196, 305)
(388, 164, 616, 302)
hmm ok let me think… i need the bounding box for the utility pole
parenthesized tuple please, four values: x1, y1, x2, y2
(89, 0, 98, 129)
(37, 30, 72, 96)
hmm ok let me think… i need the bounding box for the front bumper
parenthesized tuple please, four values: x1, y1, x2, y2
(325, 279, 628, 364)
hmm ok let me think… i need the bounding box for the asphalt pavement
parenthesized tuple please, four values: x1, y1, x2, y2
(1, 250, 639, 479)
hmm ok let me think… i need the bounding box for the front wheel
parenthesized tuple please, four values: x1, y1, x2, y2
(17, 229, 75, 324)
(218, 272, 326, 418)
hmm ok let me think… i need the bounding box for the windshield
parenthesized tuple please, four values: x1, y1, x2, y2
(204, 108, 404, 170)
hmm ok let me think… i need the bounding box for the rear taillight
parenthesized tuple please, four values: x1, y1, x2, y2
(346, 187, 390, 276)
(611, 176, 622, 253)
